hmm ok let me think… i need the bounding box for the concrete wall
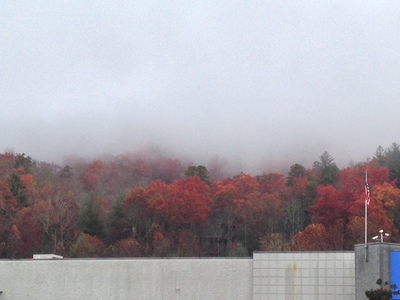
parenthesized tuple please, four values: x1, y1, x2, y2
(355, 243, 400, 300)
(0, 250, 362, 300)
(253, 252, 355, 300)
(0, 258, 253, 300)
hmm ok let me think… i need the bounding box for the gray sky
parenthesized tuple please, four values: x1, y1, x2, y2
(1, 1, 400, 174)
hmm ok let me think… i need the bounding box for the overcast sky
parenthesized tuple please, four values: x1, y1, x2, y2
(1, 1, 400, 174)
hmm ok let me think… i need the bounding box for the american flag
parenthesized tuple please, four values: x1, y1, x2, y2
(365, 174, 371, 205)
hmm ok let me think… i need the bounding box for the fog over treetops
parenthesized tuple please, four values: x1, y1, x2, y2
(2, 2, 400, 174)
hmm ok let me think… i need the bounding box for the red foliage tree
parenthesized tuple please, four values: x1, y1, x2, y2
(256, 173, 286, 194)
(81, 160, 104, 191)
(145, 177, 212, 229)
(110, 238, 142, 257)
(308, 185, 358, 249)
(209, 174, 263, 254)
(177, 229, 200, 257)
(118, 187, 153, 250)
(168, 176, 213, 226)
(292, 223, 331, 251)
(0, 152, 15, 179)
(152, 231, 174, 257)
(14, 207, 43, 257)
(0, 179, 17, 257)
(70, 234, 107, 257)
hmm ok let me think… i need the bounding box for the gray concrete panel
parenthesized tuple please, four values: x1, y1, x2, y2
(253, 251, 355, 300)
(0, 258, 252, 300)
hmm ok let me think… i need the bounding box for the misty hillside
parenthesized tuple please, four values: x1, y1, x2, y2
(0, 142, 399, 258)
(3, 2, 400, 175)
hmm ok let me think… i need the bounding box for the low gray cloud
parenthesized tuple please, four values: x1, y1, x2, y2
(2, 1, 400, 174)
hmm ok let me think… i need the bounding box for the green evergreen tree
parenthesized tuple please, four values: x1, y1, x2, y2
(286, 163, 306, 186)
(184, 165, 211, 185)
(313, 151, 339, 186)
(14, 153, 35, 173)
(386, 143, 400, 188)
(8, 173, 28, 207)
(106, 193, 125, 243)
(79, 193, 105, 238)
(373, 145, 387, 166)
(60, 165, 73, 179)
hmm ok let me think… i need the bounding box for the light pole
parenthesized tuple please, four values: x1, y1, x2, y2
(372, 229, 389, 242)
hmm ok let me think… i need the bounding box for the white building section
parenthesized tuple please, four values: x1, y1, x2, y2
(253, 252, 355, 300)
(0, 250, 365, 300)
(0, 258, 252, 300)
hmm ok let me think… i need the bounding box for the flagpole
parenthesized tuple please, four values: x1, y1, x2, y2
(365, 186, 367, 247)
(365, 169, 368, 245)
(365, 169, 368, 263)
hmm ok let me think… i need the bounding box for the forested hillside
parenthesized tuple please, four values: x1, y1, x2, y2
(1, 143, 400, 258)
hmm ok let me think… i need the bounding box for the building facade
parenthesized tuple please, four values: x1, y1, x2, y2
(1, 243, 398, 300)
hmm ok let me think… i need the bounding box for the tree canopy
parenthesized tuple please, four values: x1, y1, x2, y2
(0, 144, 400, 258)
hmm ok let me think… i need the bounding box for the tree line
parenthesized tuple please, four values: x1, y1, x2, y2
(1, 143, 400, 258)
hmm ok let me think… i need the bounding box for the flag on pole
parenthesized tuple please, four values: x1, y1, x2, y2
(365, 172, 371, 205)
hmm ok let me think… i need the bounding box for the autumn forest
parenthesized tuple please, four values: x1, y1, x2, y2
(1, 143, 400, 258)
